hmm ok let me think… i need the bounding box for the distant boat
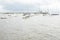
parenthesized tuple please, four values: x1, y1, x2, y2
(51, 14, 59, 15)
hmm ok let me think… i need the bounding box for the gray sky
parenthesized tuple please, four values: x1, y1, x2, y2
(0, 0, 60, 12)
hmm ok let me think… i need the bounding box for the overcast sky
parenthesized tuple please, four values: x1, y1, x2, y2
(0, 0, 60, 12)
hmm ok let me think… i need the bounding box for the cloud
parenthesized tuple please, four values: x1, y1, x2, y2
(0, 0, 60, 12)
(0, 0, 40, 12)
(0, 5, 9, 12)
(3, 3, 39, 12)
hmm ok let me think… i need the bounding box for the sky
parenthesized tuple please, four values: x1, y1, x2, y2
(0, 0, 60, 13)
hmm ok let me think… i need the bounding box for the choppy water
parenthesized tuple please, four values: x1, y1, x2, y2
(0, 14, 60, 40)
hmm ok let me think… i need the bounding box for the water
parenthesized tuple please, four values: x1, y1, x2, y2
(0, 14, 60, 40)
